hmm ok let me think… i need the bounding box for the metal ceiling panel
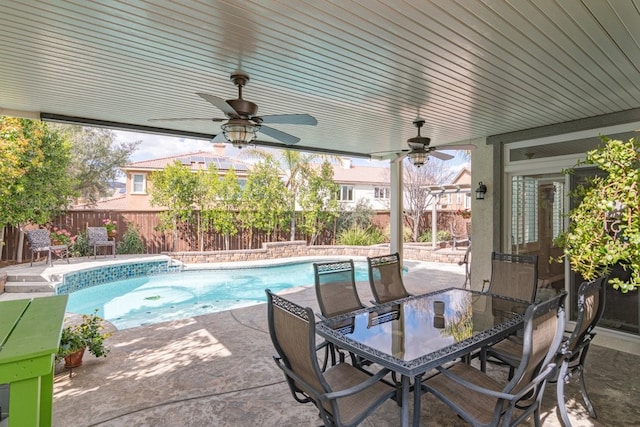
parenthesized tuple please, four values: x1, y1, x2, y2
(0, 0, 639, 158)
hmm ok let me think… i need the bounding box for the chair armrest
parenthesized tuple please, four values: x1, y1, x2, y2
(323, 368, 392, 400)
(432, 365, 514, 400)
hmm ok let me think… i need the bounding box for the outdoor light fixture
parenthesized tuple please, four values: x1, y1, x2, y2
(475, 181, 487, 200)
(408, 149, 428, 167)
(221, 119, 259, 149)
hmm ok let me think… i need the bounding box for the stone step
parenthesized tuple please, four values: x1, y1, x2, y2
(6, 274, 51, 283)
(4, 281, 57, 293)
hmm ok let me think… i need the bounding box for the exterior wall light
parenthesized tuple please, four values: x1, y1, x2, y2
(475, 181, 487, 200)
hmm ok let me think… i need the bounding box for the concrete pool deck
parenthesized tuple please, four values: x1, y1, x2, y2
(2, 257, 639, 426)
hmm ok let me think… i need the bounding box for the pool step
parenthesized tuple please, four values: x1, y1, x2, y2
(4, 281, 58, 293)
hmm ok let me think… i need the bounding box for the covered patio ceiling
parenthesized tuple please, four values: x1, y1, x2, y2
(1, 1, 639, 158)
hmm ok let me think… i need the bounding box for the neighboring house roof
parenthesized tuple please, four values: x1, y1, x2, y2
(122, 150, 249, 173)
(74, 195, 128, 210)
(331, 161, 389, 185)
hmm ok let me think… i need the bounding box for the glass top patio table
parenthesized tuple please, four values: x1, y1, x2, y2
(315, 287, 529, 426)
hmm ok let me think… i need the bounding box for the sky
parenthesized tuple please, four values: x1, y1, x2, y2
(114, 129, 469, 171)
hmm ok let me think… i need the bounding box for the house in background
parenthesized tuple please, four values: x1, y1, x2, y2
(75, 146, 471, 224)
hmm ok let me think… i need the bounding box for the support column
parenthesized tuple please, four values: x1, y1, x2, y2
(390, 159, 403, 259)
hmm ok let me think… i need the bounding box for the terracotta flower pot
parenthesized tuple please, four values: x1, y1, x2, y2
(107, 230, 117, 239)
(64, 348, 85, 369)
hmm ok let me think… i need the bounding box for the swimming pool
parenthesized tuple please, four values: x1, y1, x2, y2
(65, 261, 373, 330)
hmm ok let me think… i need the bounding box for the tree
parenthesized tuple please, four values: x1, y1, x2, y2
(50, 124, 140, 205)
(148, 161, 199, 251)
(240, 148, 339, 240)
(207, 168, 242, 250)
(402, 158, 455, 242)
(192, 164, 221, 251)
(298, 160, 339, 244)
(239, 158, 291, 247)
(557, 137, 639, 292)
(0, 117, 76, 259)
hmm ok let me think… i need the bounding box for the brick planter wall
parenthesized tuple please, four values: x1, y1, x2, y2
(165, 241, 466, 264)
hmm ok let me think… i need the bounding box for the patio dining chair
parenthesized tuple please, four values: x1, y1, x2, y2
(25, 228, 70, 267)
(314, 260, 368, 369)
(483, 252, 538, 302)
(367, 253, 410, 304)
(422, 292, 566, 427)
(477, 252, 539, 367)
(483, 277, 606, 426)
(87, 227, 116, 259)
(265, 289, 397, 427)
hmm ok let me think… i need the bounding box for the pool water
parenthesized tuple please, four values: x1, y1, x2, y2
(66, 261, 372, 330)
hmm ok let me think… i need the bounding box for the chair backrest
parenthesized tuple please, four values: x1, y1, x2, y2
(564, 277, 606, 354)
(314, 260, 364, 318)
(367, 252, 410, 304)
(488, 252, 538, 303)
(266, 289, 330, 406)
(25, 229, 52, 249)
(507, 292, 566, 398)
(87, 226, 109, 244)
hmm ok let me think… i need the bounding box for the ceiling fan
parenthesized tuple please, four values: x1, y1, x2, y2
(149, 71, 317, 148)
(371, 117, 476, 167)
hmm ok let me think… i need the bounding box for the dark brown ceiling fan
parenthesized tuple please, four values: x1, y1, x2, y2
(371, 117, 476, 167)
(149, 71, 317, 148)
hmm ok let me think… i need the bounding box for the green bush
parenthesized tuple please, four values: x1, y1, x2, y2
(337, 226, 385, 246)
(383, 224, 412, 242)
(418, 230, 452, 242)
(116, 224, 145, 254)
(70, 231, 90, 257)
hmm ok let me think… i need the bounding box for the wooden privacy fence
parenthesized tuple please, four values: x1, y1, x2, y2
(1, 210, 463, 262)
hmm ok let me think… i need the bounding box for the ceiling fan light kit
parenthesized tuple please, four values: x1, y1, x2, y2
(221, 118, 258, 148)
(149, 71, 317, 149)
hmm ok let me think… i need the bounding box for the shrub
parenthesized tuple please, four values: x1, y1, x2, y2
(70, 231, 90, 257)
(418, 230, 452, 242)
(116, 224, 145, 254)
(337, 226, 385, 246)
(383, 224, 412, 242)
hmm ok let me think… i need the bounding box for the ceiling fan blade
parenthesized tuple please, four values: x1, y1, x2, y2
(196, 93, 238, 117)
(260, 114, 318, 125)
(371, 150, 409, 160)
(436, 143, 477, 150)
(259, 125, 300, 144)
(211, 133, 226, 143)
(430, 151, 455, 161)
(148, 117, 224, 122)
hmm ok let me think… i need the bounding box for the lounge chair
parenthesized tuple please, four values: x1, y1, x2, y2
(25, 228, 70, 267)
(265, 289, 397, 427)
(87, 227, 116, 259)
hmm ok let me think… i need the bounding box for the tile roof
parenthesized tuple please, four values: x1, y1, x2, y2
(123, 151, 249, 172)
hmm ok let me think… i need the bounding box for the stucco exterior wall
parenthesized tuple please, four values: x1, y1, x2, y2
(470, 137, 494, 289)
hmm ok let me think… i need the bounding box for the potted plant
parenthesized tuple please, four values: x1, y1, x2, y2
(555, 137, 639, 292)
(102, 218, 118, 239)
(57, 310, 112, 368)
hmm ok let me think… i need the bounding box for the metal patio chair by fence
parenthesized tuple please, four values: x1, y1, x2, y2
(423, 292, 567, 427)
(87, 227, 116, 259)
(367, 253, 410, 304)
(25, 228, 70, 267)
(484, 277, 606, 426)
(265, 289, 397, 427)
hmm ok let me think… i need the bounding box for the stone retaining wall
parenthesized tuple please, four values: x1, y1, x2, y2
(165, 241, 467, 264)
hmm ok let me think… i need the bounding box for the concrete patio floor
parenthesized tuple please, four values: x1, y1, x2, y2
(3, 258, 639, 426)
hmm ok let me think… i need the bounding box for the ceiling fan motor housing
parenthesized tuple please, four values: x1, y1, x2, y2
(226, 99, 259, 119)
